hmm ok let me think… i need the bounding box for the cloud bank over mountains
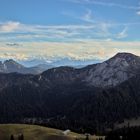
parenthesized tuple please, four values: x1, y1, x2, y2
(0, 0, 140, 63)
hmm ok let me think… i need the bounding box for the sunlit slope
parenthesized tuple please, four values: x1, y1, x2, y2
(0, 124, 84, 140)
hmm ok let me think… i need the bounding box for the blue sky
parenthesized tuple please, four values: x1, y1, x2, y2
(0, 0, 140, 63)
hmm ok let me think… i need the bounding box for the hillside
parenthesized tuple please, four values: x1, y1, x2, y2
(0, 53, 140, 133)
(0, 124, 85, 140)
(0, 124, 105, 140)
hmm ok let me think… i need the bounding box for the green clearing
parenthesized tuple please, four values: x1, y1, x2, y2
(0, 124, 105, 140)
(0, 124, 85, 140)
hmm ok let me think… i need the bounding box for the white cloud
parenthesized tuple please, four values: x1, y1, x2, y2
(0, 21, 140, 42)
(0, 21, 140, 61)
(137, 11, 140, 15)
(69, 0, 140, 10)
(0, 40, 140, 61)
(81, 9, 94, 23)
(0, 21, 21, 32)
(0, 20, 118, 42)
(0, 21, 96, 39)
(117, 27, 128, 39)
(0, 53, 29, 60)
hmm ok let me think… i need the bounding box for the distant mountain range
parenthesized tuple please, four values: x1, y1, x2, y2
(0, 59, 54, 74)
(21, 58, 100, 68)
(0, 52, 140, 133)
(0, 59, 90, 74)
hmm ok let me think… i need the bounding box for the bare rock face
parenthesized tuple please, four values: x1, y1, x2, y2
(84, 53, 140, 87)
